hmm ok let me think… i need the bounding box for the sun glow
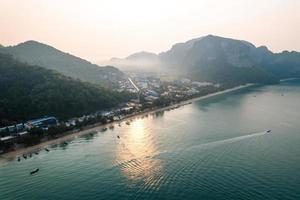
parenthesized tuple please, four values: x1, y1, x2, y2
(115, 118, 164, 186)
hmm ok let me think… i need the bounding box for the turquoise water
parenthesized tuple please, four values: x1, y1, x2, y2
(1, 80, 300, 200)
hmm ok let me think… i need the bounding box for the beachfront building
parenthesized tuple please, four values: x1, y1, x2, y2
(25, 116, 58, 130)
(0, 123, 25, 136)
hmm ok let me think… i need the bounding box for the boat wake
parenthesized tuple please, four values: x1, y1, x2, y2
(111, 130, 269, 197)
(189, 130, 268, 150)
(154, 130, 268, 159)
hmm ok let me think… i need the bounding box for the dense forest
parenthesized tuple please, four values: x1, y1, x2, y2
(189, 65, 278, 87)
(0, 53, 132, 127)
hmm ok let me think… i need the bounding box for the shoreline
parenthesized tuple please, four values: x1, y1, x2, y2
(0, 83, 254, 162)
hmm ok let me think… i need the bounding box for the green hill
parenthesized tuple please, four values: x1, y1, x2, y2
(0, 53, 131, 127)
(0, 41, 124, 88)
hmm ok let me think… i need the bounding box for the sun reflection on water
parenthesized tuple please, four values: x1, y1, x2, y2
(115, 118, 164, 188)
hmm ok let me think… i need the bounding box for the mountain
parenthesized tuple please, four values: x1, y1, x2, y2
(159, 35, 300, 85)
(159, 35, 278, 85)
(107, 51, 161, 72)
(126, 51, 159, 61)
(160, 35, 259, 68)
(110, 35, 300, 85)
(261, 50, 300, 78)
(0, 41, 124, 88)
(0, 53, 131, 127)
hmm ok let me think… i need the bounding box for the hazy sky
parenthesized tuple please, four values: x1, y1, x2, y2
(1, 0, 299, 62)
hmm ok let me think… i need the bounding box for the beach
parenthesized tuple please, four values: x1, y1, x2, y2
(0, 83, 254, 162)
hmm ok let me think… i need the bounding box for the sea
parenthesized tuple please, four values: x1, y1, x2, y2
(1, 79, 300, 200)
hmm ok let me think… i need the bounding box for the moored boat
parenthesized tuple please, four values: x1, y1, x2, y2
(101, 127, 108, 132)
(30, 168, 39, 175)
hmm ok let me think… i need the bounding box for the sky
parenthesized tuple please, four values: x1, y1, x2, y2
(0, 0, 300, 62)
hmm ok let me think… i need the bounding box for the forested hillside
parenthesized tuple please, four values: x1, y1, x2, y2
(0, 53, 131, 126)
(1, 41, 124, 88)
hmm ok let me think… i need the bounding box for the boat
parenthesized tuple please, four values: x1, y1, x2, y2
(22, 154, 27, 159)
(101, 127, 108, 132)
(30, 168, 39, 175)
(126, 121, 130, 125)
(17, 157, 21, 162)
(266, 130, 272, 134)
(29, 153, 32, 158)
(117, 135, 120, 139)
(35, 152, 39, 155)
(109, 125, 114, 129)
(45, 148, 50, 152)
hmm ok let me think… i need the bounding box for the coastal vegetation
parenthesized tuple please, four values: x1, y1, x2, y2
(0, 53, 132, 127)
(0, 104, 135, 152)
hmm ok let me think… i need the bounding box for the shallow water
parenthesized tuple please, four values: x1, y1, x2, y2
(1, 80, 300, 200)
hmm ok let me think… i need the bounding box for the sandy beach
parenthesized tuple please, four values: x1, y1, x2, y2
(0, 83, 254, 162)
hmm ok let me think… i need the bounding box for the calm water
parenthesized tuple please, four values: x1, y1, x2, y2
(1, 80, 300, 200)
